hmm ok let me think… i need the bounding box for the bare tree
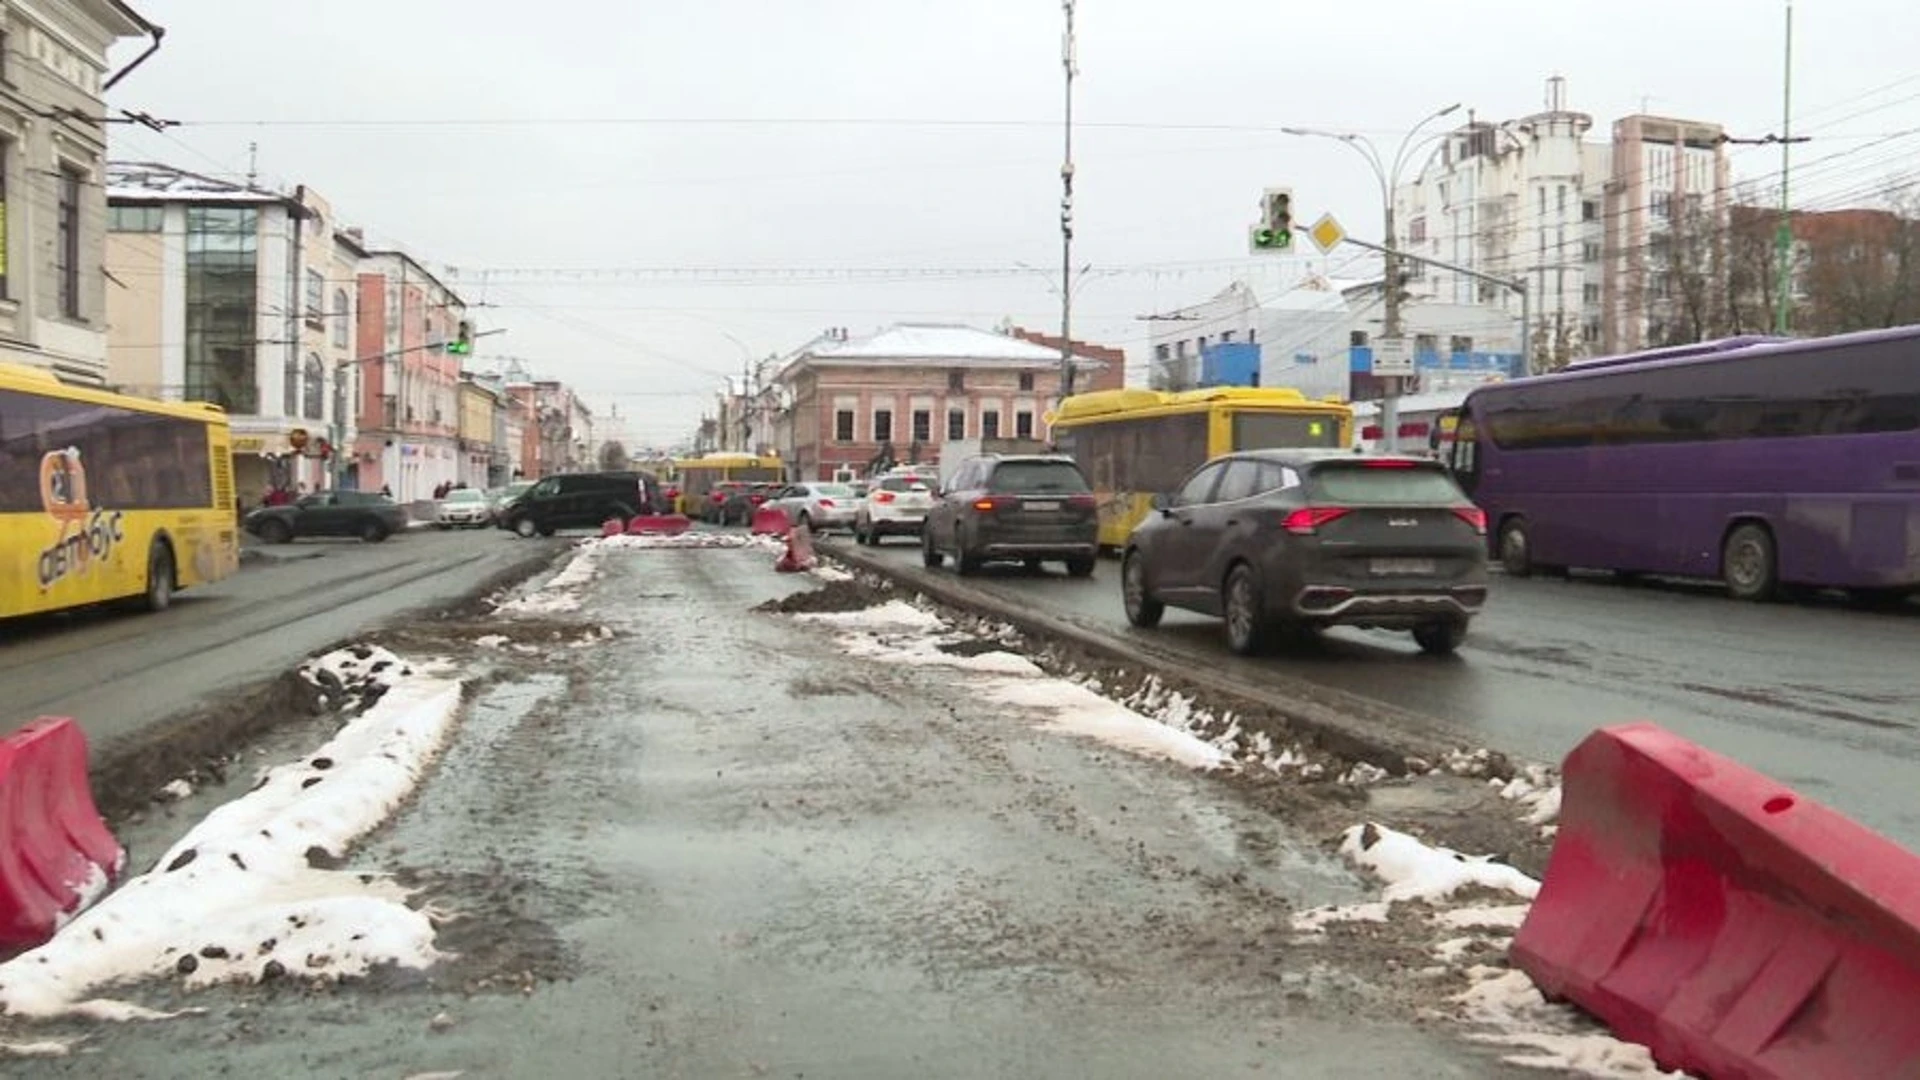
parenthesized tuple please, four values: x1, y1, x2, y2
(1798, 187, 1920, 335)
(1723, 204, 1781, 335)
(1528, 315, 1581, 373)
(1657, 197, 1732, 344)
(597, 440, 631, 471)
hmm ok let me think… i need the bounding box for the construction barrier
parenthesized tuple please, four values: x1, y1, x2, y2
(626, 514, 692, 536)
(774, 523, 816, 573)
(1511, 722, 1920, 1080)
(0, 718, 124, 952)
(600, 519, 624, 537)
(750, 507, 790, 536)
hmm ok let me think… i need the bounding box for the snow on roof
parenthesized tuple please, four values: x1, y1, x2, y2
(106, 161, 293, 206)
(811, 323, 1069, 364)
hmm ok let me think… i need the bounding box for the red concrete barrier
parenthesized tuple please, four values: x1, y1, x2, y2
(774, 523, 816, 573)
(1511, 722, 1920, 1080)
(0, 718, 124, 952)
(750, 507, 789, 536)
(626, 514, 692, 536)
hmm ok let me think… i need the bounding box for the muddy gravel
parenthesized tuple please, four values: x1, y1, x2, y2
(9, 542, 1546, 1078)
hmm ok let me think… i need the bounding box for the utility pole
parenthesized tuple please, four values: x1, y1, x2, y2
(1285, 103, 1459, 451)
(1057, 0, 1078, 401)
(1774, 0, 1796, 335)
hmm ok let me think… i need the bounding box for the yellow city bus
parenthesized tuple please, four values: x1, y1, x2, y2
(1047, 387, 1352, 549)
(1, 364, 239, 620)
(667, 452, 784, 515)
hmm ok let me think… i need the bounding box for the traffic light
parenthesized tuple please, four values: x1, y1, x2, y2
(1252, 188, 1294, 251)
(447, 320, 473, 355)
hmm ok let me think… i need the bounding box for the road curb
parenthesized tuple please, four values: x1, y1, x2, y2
(820, 540, 1478, 774)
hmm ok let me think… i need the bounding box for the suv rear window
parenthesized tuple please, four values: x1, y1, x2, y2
(1310, 462, 1462, 504)
(877, 476, 930, 492)
(988, 460, 1090, 494)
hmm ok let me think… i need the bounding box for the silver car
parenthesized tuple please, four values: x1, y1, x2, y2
(767, 482, 858, 533)
(436, 488, 491, 528)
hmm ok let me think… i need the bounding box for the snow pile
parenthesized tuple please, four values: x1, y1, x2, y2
(1293, 823, 1664, 1078)
(792, 600, 1225, 769)
(495, 541, 605, 614)
(1452, 969, 1683, 1077)
(598, 531, 783, 551)
(1495, 764, 1563, 829)
(0, 644, 461, 1021)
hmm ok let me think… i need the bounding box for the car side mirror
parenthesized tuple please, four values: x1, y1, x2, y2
(1150, 492, 1173, 513)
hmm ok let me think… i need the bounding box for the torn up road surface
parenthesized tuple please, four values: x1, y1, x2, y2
(7, 535, 1542, 1078)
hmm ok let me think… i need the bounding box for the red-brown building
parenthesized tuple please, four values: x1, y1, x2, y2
(1008, 327, 1128, 393)
(773, 323, 1115, 481)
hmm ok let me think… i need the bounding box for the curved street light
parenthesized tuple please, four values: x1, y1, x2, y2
(1284, 104, 1461, 451)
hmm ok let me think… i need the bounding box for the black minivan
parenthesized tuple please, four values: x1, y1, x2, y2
(497, 471, 666, 537)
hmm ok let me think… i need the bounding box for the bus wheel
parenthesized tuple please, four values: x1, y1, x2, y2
(1498, 518, 1533, 577)
(1722, 523, 1777, 601)
(144, 541, 175, 613)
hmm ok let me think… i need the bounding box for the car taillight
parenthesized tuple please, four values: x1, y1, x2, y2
(1361, 459, 1419, 468)
(750, 495, 766, 504)
(874, 491, 896, 504)
(1282, 507, 1350, 535)
(972, 496, 1012, 513)
(1067, 494, 1097, 509)
(1452, 506, 1487, 534)
(818, 499, 835, 508)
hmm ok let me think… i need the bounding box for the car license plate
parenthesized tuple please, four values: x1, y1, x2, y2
(1371, 558, 1436, 575)
(1025, 501, 1061, 512)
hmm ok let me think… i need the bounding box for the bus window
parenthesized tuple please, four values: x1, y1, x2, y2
(1447, 412, 1481, 496)
(1232, 412, 1343, 450)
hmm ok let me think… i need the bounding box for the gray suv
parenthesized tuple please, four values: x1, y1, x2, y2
(922, 455, 1100, 577)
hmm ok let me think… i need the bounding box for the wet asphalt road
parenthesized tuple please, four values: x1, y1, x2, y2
(0, 526, 560, 752)
(15, 544, 1534, 1078)
(851, 540, 1920, 850)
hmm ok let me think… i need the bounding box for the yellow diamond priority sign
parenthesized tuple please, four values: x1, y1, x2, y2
(1307, 213, 1346, 254)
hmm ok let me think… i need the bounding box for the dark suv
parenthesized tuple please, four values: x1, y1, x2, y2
(497, 471, 665, 537)
(245, 490, 410, 544)
(1121, 450, 1489, 656)
(922, 455, 1099, 577)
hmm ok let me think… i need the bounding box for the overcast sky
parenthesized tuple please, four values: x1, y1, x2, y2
(107, 0, 1920, 447)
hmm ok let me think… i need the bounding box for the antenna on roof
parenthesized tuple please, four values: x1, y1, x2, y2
(246, 142, 259, 190)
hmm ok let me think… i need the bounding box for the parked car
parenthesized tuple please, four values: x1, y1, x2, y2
(1120, 450, 1489, 657)
(853, 471, 935, 545)
(244, 490, 410, 544)
(922, 455, 1099, 576)
(436, 488, 491, 529)
(765, 482, 858, 533)
(719, 482, 782, 525)
(700, 481, 749, 524)
(497, 471, 665, 538)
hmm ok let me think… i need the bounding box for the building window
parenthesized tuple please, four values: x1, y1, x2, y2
(303, 354, 325, 419)
(982, 410, 1001, 438)
(947, 407, 965, 440)
(1220, 330, 1235, 344)
(1583, 283, 1601, 303)
(1583, 200, 1599, 222)
(1651, 191, 1671, 219)
(1247, 328, 1256, 343)
(1449, 335, 1473, 355)
(1583, 317, 1602, 343)
(1154, 343, 1170, 362)
(283, 352, 300, 416)
(947, 370, 964, 391)
(873, 408, 894, 443)
(332, 289, 350, 347)
(333, 364, 349, 424)
(1583, 241, 1602, 263)
(185, 207, 260, 413)
(305, 269, 325, 328)
(57, 166, 82, 319)
(1017, 372, 1035, 391)
(1015, 410, 1034, 438)
(1176, 340, 1190, 358)
(834, 409, 855, 442)
(109, 204, 163, 233)
(0, 141, 9, 300)
(911, 409, 931, 442)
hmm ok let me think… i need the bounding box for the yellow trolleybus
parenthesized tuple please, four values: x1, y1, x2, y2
(1047, 387, 1352, 549)
(1, 364, 239, 619)
(667, 452, 785, 515)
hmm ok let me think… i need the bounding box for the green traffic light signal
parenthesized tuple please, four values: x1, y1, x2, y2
(1254, 227, 1293, 250)
(446, 340, 471, 355)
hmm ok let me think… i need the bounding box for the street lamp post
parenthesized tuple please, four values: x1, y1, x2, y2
(1285, 104, 1460, 452)
(1058, 0, 1079, 399)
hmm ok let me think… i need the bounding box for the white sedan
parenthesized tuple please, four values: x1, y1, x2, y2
(435, 488, 491, 528)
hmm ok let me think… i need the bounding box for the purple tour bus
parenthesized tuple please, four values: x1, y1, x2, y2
(1441, 325, 1920, 602)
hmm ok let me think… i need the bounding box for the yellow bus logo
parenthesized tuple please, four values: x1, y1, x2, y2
(35, 447, 125, 591)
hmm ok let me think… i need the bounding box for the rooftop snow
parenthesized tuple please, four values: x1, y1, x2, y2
(809, 324, 1073, 364)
